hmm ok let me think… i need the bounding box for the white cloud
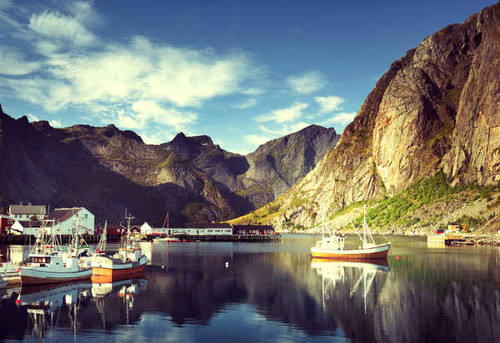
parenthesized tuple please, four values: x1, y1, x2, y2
(234, 98, 258, 109)
(287, 71, 326, 94)
(139, 132, 171, 145)
(259, 122, 310, 136)
(0, 47, 40, 75)
(315, 95, 344, 114)
(4, 37, 255, 112)
(131, 100, 198, 131)
(322, 112, 357, 125)
(256, 102, 308, 124)
(242, 87, 264, 95)
(27, 113, 39, 122)
(66, 1, 102, 26)
(49, 119, 62, 127)
(244, 134, 269, 146)
(28, 10, 96, 46)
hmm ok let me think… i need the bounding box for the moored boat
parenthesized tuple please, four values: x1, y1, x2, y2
(91, 213, 149, 280)
(19, 253, 92, 285)
(311, 206, 390, 260)
(153, 236, 182, 243)
(18, 219, 92, 285)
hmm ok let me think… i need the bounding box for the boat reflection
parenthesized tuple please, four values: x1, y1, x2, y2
(14, 276, 148, 338)
(92, 274, 148, 330)
(311, 259, 390, 313)
(16, 281, 92, 339)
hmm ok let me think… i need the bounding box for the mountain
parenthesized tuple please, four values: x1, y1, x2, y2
(238, 125, 339, 208)
(0, 104, 339, 225)
(0, 107, 236, 226)
(163, 126, 340, 212)
(239, 2, 500, 231)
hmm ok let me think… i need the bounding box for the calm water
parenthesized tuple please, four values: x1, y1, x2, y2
(0, 235, 499, 343)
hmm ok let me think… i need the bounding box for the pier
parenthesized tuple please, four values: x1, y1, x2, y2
(427, 233, 499, 246)
(0, 233, 281, 245)
(144, 233, 281, 243)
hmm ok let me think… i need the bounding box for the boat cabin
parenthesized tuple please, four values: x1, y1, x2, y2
(28, 255, 51, 265)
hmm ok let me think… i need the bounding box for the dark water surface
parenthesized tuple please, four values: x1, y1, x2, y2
(0, 235, 499, 342)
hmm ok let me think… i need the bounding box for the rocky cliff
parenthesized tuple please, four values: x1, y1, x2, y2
(264, 2, 500, 229)
(0, 104, 338, 225)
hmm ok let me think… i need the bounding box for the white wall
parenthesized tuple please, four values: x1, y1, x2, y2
(49, 208, 95, 235)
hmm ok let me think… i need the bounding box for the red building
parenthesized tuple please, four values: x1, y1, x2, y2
(97, 223, 126, 236)
(0, 214, 15, 235)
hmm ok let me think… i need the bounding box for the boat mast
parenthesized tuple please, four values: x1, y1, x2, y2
(125, 209, 133, 245)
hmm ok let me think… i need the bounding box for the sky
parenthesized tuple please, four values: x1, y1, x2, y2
(0, 0, 496, 154)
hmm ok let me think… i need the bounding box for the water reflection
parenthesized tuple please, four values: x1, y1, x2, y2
(17, 282, 92, 339)
(310, 259, 389, 314)
(0, 239, 498, 342)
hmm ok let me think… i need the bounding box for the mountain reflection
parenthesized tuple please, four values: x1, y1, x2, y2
(0, 242, 498, 342)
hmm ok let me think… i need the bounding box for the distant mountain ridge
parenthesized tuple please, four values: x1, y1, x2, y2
(0, 104, 339, 225)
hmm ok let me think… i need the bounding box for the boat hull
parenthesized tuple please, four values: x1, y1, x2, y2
(92, 264, 145, 277)
(19, 269, 92, 286)
(311, 243, 390, 260)
(91, 255, 148, 281)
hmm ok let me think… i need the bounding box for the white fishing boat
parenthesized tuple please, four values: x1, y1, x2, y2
(311, 206, 390, 260)
(19, 220, 92, 285)
(91, 213, 149, 282)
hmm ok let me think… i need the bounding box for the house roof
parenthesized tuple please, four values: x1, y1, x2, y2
(47, 207, 84, 224)
(9, 204, 47, 215)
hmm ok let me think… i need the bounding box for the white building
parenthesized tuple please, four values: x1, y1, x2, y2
(140, 222, 169, 235)
(8, 204, 47, 221)
(10, 220, 42, 236)
(47, 207, 95, 235)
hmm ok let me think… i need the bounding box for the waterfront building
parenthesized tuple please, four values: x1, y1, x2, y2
(8, 204, 47, 221)
(10, 219, 42, 235)
(47, 207, 95, 235)
(0, 214, 15, 234)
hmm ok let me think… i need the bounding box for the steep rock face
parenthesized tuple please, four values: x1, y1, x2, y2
(441, 6, 500, 185)
(272, 2, 500, 229)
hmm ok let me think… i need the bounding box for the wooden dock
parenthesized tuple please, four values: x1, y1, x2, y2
(427, 233, 499, 246)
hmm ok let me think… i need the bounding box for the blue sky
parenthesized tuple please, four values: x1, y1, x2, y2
(0, 0, 496, 154)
